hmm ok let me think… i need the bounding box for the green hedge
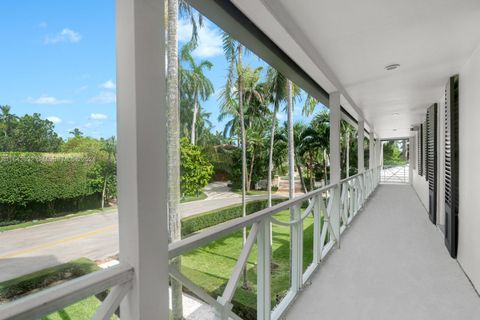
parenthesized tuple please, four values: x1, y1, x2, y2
(0, 258, 99, 302)
(181, 198, 286, 237)
(0, 153, 100, 220)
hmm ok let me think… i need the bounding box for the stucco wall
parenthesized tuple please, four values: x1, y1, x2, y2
(457, 43, 480, 292)
(411, 130, 429, 210)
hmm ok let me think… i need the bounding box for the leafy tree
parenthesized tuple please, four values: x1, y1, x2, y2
(10, 113, 62, 152)
(180, 138, 213, 197)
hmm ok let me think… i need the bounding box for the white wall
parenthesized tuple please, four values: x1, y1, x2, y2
(411, 130, 429, 210)
(457, 43, 480, 292)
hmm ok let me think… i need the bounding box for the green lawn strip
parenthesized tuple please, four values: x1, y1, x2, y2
(41, 295, 117, 320)
(0, 258, 116, 319)
(0, 258, 100, 302)
(0, 208, 117, 233)
(182, 209, 315, 319)
(180, 191, 208, 203)
(232, 190, 276, 196)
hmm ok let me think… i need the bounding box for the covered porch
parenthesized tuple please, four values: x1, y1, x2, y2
(287, 184, 480, 319)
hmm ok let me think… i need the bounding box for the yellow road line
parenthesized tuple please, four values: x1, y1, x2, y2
(0, 225, 116, 259)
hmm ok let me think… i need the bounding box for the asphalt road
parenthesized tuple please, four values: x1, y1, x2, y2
(0, 193, 283, 282)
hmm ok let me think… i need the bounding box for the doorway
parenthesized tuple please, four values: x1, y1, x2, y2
(380, 139, 410, 184)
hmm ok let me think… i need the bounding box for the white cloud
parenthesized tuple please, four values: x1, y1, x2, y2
(46, 116, 62, 124)
(89, 113, 108, 120)
(26, 95, 72, 105)
(38, 22, 48, 28)
(88, 91, 116, 104)
(178, 20, 222, 58)
(44, 28, 82, 44)
(99, 80, 116, 90)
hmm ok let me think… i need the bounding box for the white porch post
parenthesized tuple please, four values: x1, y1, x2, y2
(329, 92, 341, 245)
(376, 139, 383, 168)
(116, 0, 169, 319)
(369, 131, 375, 169)
(409, 137, 415, 184)
(357, 120, 365, 173)
(329, 92, 341, 184)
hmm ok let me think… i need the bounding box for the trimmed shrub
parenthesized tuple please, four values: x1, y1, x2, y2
(0, 258, 99, 302)
(181, 198, 286, 236)
(0, 153, 101, 220)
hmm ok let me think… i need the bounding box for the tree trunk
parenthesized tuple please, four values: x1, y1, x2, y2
(296, 161, 308, 193)
(323, 149, 328, 185)
(346, 134, 350, 177)
(237, 45, 249, 289)
(101, 174, 107, 209)
(190, 92, 198, 144)
(167, 1, 183, 319)
(247, 147, 255, 192)
(267, 102, 278, 208)
(287, 80, 295, 200)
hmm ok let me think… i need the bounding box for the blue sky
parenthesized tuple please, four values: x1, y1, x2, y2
(0, 2, 323, 139)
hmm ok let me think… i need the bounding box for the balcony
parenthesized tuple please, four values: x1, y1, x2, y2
(287, 184, 480, 319)
(1, 0, 480, 319)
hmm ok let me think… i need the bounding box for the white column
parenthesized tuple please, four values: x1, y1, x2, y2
(329, 92, 341, 184)
(358, 120, 365, 173)
(116, 0, 169, 319)
(369, 131, 375, 169)
(376, 139, 383, 168)
(409, 137, 415, 184)
(329, 92, 341, 244)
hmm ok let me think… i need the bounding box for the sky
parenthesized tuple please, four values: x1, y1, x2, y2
(0, 1, 323, 139)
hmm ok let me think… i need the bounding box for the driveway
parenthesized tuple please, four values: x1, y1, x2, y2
(0, 189, 284, 282)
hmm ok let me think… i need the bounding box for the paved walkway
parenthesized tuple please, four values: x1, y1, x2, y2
(287, 184, 480, 319)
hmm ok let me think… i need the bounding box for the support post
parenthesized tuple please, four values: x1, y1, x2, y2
(329, 92, 341, 184)
(257, 219, 271, 320)
(358, 120, 365, 173)
(369, 132, 375, 169)
(116, 0, 169, 318)
(291, 204, 303, 292)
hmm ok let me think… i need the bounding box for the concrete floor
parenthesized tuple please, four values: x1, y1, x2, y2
(286, 184, 480, 320)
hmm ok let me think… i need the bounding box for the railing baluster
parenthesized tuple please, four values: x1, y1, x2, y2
(313, 194, 321, 264)
(291, 203, 303, 292)
(93, 282, 131, 320)
(257, 218, 271, 320)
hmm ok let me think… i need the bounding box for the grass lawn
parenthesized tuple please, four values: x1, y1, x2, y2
(0, 258, 117, 319)
(180, 191, 208, 203)
(233, 190, 277, 196)
(182, 208, 315, 319)
(41, 296, 117, 320)
(0, 207, 117, 233)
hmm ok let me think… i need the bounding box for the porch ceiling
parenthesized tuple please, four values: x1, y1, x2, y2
(232, 0, 480, 139)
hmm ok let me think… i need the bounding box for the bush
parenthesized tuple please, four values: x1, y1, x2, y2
(180, 138, 214, 197)
(0, 258, 99, 302)
(181, 198, 286, 236)
(0, 153, 101, 220)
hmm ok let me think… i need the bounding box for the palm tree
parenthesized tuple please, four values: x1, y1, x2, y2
(166, 1, 202, 319)
(0, 105, 17, 137)
(265, 68, 287, 207)
(310, 111, 331, 184)
(180, 45, 214, 144)
(220, 32, 251, 288)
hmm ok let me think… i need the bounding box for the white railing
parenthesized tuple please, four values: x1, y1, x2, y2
(0, 167, 380, 320)
(169, 166, 381, 320)
(0, 263, 133, 320)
